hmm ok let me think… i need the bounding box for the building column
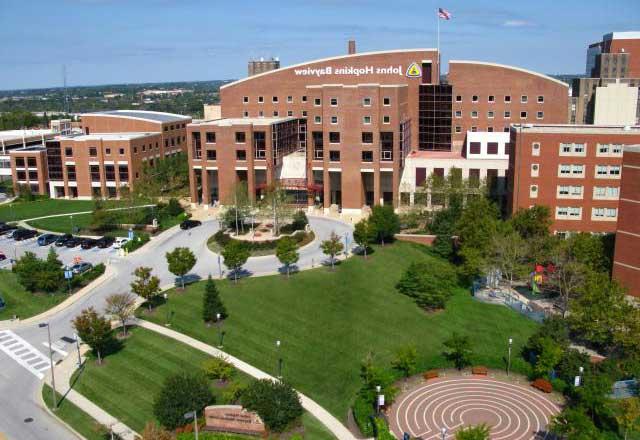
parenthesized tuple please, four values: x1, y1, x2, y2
(323, 169, 331, 209)
(189, 167, 198, 204)
(392, 170, 400, 209)
(373, 170, 381, 206)
(202, 169, 211, 206)
(247, 168, 256, 203)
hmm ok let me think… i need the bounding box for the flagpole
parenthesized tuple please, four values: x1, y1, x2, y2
(437, 8, 440, 56)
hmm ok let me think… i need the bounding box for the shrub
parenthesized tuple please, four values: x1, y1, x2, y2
(202, 355, 235, 382)
(239, 379, 303, 432)
(153, 372, 214, 430)
(532, 378, 553, 393)
(280, 211, 308, 234)
(122, 232, 150, 253)
(455, 423, 490, 440)
(70, 263, 106, 289)
(352, 395, 375, 437)
(221, 381, 246, 405)
(212, 230, 311, 253)
(373, 418, 396, 440)
(550, 378, 568, 394)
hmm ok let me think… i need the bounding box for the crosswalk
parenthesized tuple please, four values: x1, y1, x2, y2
(0, 330, 51, 379)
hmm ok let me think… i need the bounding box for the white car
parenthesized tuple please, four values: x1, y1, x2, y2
(113, 237, 129, 249)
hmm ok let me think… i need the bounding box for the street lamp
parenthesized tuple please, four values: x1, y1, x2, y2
(576, 366, 584, 387)
(69, 215, 74, 234)
(375, 385, 381, 415)
(216, 313, 224, 348)
(163, 292, 168, 303)
(39, 322, 57, 410)
(344, 232, 349, 256)
(217, 255, 223, 279)
(441, 427, 447, 440)
(73, 332, 81, 367)
(184, 410, 199, 440)
(276, 340, 282, 378)
(507, 338, 513, 376)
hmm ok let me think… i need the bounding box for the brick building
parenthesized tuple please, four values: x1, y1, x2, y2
(189, 46, 569, 213)
(10, 110, 191, 198)
(612, 145, 640, 297)
(507, 124, 640, 234)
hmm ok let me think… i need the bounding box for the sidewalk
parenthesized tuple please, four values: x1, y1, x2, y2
(43, 344, 137, 440)
(136, 319, 359, 440)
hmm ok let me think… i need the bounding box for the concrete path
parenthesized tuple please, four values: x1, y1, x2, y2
(137, 319, 357, 440)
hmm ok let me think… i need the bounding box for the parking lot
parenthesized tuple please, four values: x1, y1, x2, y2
(0, 232, 120, 270)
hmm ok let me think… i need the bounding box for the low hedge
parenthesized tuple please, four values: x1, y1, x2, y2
(212, 230, 311, 253)
(352, 394, 375, 437)
(122, 232, 150, 253)
(373, 418, 396, 440)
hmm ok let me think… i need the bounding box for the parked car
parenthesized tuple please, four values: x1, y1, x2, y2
(65, 237, 82, 248)
(0, 224, 19, 236)
(12, 228, 38, 241)
(70, 262, 93, 275)
(96, 236, 115, 248)
(37, 233, 59, 246)
(80, 238, 98, 249)
(55, 234, 73, 247)
(180, 219, 202, 230)
(113, 237, 129, 249)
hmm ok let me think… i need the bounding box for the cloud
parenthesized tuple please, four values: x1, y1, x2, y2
(503, 19, 535, 28)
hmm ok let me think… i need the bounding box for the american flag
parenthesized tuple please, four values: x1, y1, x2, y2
(438, 7, 452, 20)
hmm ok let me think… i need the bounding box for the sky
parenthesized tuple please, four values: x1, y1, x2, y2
(0, 0, 638, 91)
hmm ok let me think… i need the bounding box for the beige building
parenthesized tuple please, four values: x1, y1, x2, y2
(594, 81, 639, 125)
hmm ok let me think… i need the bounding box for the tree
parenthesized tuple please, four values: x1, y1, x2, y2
(137, 422, 172, 440)
(276, 237, 299, 278)
(72, 307, 113, 364)
(153, 372, 214, 430)
(104, 293, 136, 337)
(240, 379, 303, 432)
(489, 227, 529, 288)
(455, 423, 490, 440)
(396, 261, 456, 311)
(259, 183, 293, 236)
(391, 345, 418, 378)
(13, 251, 63, 293)
(533, 337, 563, 378)
(566, 232, 611, 273)
(202, 276, 227, 323)
(221, 240, 250, 283)
(614, 306, 640, 358)
(455, 197, 500, 279)
(320, 232, 344, 270)
(165, 247, 196, 289)
(617, 398, 640, 440)
(550, 408, 600, 440)
(549, 243, 588, 318)
(368, 205, 400, 245)
(510, 205, 552, 239)
(353, 219, 375, 259)
(130, 266, 161, 311)
(443, 333, 473, 370)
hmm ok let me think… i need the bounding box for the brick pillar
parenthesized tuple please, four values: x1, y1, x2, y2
(189, 167, 198, 204)
(323, 169, 331, 208)
(392, 169, 400, 209)
(373, 170, 381, 206)
(202, 168, 211, 206)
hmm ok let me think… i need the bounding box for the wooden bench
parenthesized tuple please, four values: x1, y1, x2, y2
(531, 378, 553, 393)
(472, 366, 488, 376)
(423, 370, 439, 380)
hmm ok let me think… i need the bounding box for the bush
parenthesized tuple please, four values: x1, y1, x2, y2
(13, 250, 64, 293)
(239, 379, 303, 432)
(122, 232, 150, 253)
(280, 211, 308, 234)
(550, 377, 568, 394)
(373, 418, 395, 440)
(212, 230, 311, 253)
(70, 263, 106, 289)
(352, 395, 375, 437)
(153, 372, 214, 430)
(202, 355, 235, 382)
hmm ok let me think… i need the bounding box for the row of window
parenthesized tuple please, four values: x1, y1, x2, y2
(312, 115, 392, 125)
(529, 184, 620, 200)
(531, 142, 626, 157)
(455, 95, 544, 104)
(457, 126, 510, 134)
(243, 96, 392, 107)
(556, 164, 621, 178)
(456, 110, 544, 119)
(163, 123, 187, 131)
(554, 206, 618, 221)
(14, 157, 38, 168)
(200, 147, 393, 163)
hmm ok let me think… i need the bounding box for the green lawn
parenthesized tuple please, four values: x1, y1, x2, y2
(42, 384, 110, 440)
(0, 199, 100, 222)
(0, 270, 66, 320)
(27, 213, 125, 237)
(141, 242, 539, 422)
(72, 327, 333, 439)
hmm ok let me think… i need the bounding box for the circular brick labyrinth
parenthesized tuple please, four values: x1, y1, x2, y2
(389, 377, 561, 440)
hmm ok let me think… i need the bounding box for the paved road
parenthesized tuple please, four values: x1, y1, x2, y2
(0, 216, 353, 440)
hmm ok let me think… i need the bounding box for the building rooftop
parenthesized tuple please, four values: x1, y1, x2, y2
(604, 31, 640, 41)
(624, 145, 640, 153)
(9, 145, 46, 153)
(0, 129, 55, 143)
(408, 150, 464, 160)
(190, 117, 298, 127)
(82, 110, 191, 123)
(510, 124, 640, 134)
(60, 132, 159, 141)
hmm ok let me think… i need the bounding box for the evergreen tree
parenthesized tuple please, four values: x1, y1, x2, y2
(203, 276, 227, 323)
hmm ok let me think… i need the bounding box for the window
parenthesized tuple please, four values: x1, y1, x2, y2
(537, 111, 544, 119)
(487, 142, 499, 154)
(329, 150, 340, 162)
(593, 186, 619, 199)
(243, 96, 249, 103)
(235, 132, 246, 143)
(164, 126, 168, 131)
(66, 165, 76, 181)
(455, 126, 462, 133)
(520, 111, 527, 119)
(383, 116, 390, 124)
(236, 150, 246, 161)
(330, 98, 338, 106)
(521, 95, 528, 103)
(314, 116, 322, 124)
(89, 147, 97, 157)
(272, 96, 278, 103)
(455, 95, 462, 102)
(302, 111, 307, 117)
(455, 110, 462, 118)
(302, 95, 307, 103)
(273, 111, 279, 117)
(469, 142, 481, 154)
(537, 95, 544, 103)
(133, 147, 137, 154)
(472, 95, 478, 102)
(559, 164, 584, 177)
(258, 96, 264, 103)
(330, 116, 338, 124)
(65, 147, 73, 156)
(363, 97, 371, 106)
(363, 116, 371, 124)
(595, 165, 620, 178)
(559, 143, 586, 156)
(287, 110, 293, 117)
(206, 132, 216, 143)
(471, 126, 478, 132)
(27, 157, 37, 167)
(206, 150, 216, 160)
(532, 142, 540, 156)
(119, 148, 125, 155)
(504, 95, 511, 103)
(488, 95, 495, 103)
(170, 125, 174, 130)
(487, 111, 495, 119)
(596, 144, 624, 156)
(383, 97, 391, 106)
(105, 148, 111, 155)
(531, 163, 539, 177)
(558, 185, 583, 198)
(592, 207, 617, 219)
(362, 132, 373, 144)
(362, 151, 373, 162)
(142, 144, 147, 152)
(329, 132, 340, 144)
(314, 98, 321, 106)
(287, 96, 293, 103)
(556, 206, 581, 219)
(487, 127, 494, 132)
(504, 111, 511, 118)
(471, 111, 478, 118)
(243, 111, 249, 118)
(530, 185, 538, 198)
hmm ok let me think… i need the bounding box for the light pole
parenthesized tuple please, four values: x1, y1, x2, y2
(507, 338, 513, 376)
(69, 215, 74, 234)
(218, 255, 222, 279)
(73, 332, 81, 367)
(441, 427, 447, 440)
(216, 313, 224, 348)
(576, 366, 584, 387)
(276, 340, 282, 379)
(163, 292, 168, 304)
(39, 322, 57, 410)
(375, 385, 381, 415)
(344, 232, 349, 256)
(184, 410, 199, 440)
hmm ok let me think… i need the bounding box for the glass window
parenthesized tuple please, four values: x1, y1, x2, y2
(472, 95, 478, 102)
(488, 95, 495, 103)
(329, 150, 340, 162)
(363, 116, 371, 124)
(521, 95, 528, 103)
(362, 132, 373, 144)
(206, 132, 216, 143)
(243, 96, 249, 103)
(383, 97, 391, 106)
(455, 95, 462, 102)
(520, 111, 527, 118)
(272, 96, 278, 103)
(314, 116, 322, 124)
(469, 142, 481, 154)
(363, 97, 371, 106)
(487, 142, 499, 154)
(383, 116, 390, 124)
(236, 150, 246, 161)
(361, 151, 373, 162)
(330, 98, 338, 106)
(504, 95, 511, 103)
(329, 132, 340, 143)
(330, 116, 338, 124)
(235, 132, 246, 143)
(314, 98, 321, 106)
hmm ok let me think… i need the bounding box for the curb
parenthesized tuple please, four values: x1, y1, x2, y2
(38, 383, 87, 440)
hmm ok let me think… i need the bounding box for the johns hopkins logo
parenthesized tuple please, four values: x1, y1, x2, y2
(406, 62, 422, 78)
